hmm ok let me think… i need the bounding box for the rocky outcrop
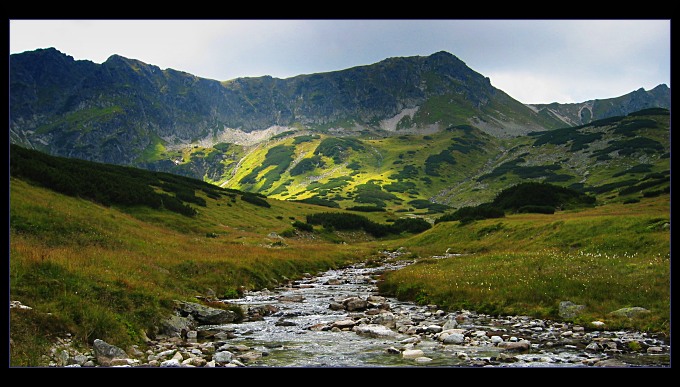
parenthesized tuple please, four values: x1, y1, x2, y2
(559, 300, 587, 319)
(609, 307, 651, 319)
(92, 339, 131, 366)
(174, 300, 239, 325)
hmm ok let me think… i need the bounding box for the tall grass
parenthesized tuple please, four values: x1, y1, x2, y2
(379, 195, 670, 334)
(9, 177, 373, 366)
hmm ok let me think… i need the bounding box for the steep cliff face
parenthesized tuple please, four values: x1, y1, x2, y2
(10, 48, 568, 166)
(529, 84, 671, 127)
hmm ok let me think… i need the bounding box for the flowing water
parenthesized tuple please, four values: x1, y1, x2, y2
(214, 258, 670, 368)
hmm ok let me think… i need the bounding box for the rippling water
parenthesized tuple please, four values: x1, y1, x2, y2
(217, 260, 670, 367)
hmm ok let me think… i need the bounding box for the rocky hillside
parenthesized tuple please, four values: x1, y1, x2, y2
(528, 84, 670, 127)
(10, 48, 567, 166)
(214, 108, 670, 211)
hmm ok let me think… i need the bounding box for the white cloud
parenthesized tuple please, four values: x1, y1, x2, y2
(9, 19, 670, 104)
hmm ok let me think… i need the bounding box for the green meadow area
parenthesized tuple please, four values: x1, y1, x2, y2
(9, 145, 670, 366)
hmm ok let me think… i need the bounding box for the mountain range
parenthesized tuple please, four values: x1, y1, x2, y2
(9, 48, 671, 210)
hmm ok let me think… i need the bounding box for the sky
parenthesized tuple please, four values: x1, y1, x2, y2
(9, 19, 671, 104)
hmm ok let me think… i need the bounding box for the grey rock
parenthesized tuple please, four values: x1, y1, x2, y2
(498, 340, 531, 352)
(238, 351, 263, 362)
(442, 333, 465, 344)
(442, 316, 458, 330)
(497, 353, 518, 362)
(559, 301, 586, 319)
(175, 301, 239, 325)
(213, 351, 234, 364)
(586, 342, 601, 352)
(160, 314, 195, 338)
(353, 324, 398, 338)
(93, 339, 129, 367)
(72, 354, 89, 366)
(371, 312, 396, 328)
(343, 297, 369, 311)
(160, 358, 182, 367)
(332, 319, 357, 329)
(609, 307, 651, 318)
(58, 350, 69, 366)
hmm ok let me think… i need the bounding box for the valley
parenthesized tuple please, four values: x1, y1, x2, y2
(8, 48, 671, 367)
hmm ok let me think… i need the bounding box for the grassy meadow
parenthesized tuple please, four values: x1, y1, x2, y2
(9, 176, 380, 366)
(9, 169, 671, 366)
(378, 195, 670, 334)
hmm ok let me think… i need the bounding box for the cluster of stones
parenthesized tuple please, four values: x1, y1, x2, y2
(298, 295, 668, 367)
(23, 254, 670, 368)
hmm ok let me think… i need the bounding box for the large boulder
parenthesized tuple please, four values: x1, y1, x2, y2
(93, 339, 129, 366)
(343, 297, 369, 312)
(353, 324, 398, 338)
(498, 340, 531, 352)
(160, 314, 195, 338)
(402, 349, 425, 359)
(175, 301, 239, 325)
(558, 301, 586, 319)
(609, 307, 650, 318)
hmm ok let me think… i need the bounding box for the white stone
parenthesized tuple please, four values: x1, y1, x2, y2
(353, 324, 397, 338)
(402, 349, 425, 359)
(442, 333, 465, 344)
(160, 359, 182, 367)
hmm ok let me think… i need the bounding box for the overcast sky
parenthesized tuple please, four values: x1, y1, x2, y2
(9, 19, 671, 104)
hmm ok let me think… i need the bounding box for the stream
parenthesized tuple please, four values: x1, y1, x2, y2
(211, 255, 670, 368)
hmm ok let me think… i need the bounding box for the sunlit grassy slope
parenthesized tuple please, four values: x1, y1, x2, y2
(9, 116, 671, 365)
(378, 195, 670, 334)
(191, 109, 670, 213)
(9, 172, 388, 366)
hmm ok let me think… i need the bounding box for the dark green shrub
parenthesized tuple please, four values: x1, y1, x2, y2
(241, 194, 270, 208)
(292, 220, 314, 232)
(517, 205, 555, 214)
(390, 218, 432, 234)
(347, 206, 386, 212)
(435, 204, 505, 224)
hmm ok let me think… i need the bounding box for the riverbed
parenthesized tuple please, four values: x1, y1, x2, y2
(215, 256, 671, 368)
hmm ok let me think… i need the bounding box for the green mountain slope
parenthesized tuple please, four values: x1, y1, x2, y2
(211, 108, 669, 214)
(9, 130, 670, 366)
(10, 48, 570, 167)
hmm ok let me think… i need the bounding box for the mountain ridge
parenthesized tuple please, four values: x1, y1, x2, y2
(9, 48, 671, 211)
(528, 84, 670, 127)
(9, 48, 580, 164)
